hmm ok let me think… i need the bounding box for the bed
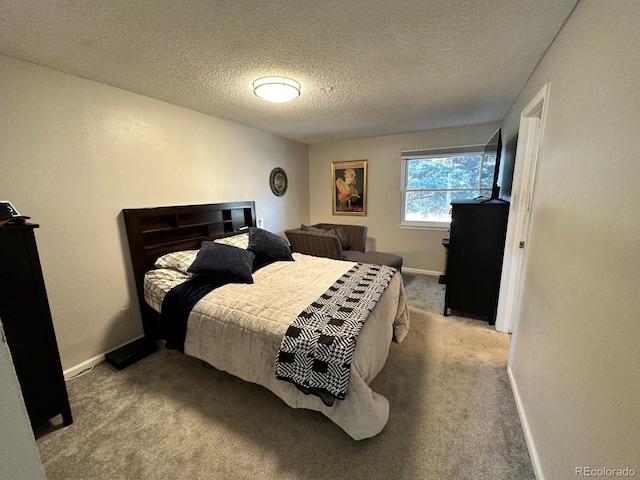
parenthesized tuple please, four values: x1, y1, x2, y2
(123, 202, 409, 440)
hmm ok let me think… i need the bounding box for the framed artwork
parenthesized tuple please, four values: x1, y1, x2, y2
(331, 160, 367, 216)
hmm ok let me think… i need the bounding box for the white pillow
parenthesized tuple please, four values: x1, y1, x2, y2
(153, 250, 198, 273)
(144, 268, 193, 312)
(214, 232, 249, 250)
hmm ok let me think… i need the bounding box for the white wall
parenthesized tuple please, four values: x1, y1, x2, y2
(309, 123, 500, 272)
(0, 55, 309, 370)
(503, 0, 640, 477)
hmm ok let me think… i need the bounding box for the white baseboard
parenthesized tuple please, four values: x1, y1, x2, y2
(63, 353, 105, 380)
(508, 366, 544, 480)
(401, 267, 441, 277)
(63, 335, 144, 380)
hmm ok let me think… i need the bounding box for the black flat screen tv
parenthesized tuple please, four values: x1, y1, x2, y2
(482, 128, 518, 201)
(499, 133, 518, 200)
(485, 128, 503, 200)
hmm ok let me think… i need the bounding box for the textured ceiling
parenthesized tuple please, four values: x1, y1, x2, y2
(0, 0, 578, 144)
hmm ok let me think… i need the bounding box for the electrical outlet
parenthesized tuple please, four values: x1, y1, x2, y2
(120, 307, 131, 322)
(256, 218, 264, 228)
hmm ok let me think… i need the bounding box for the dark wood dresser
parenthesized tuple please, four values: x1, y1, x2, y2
(443, 199, 510, 324)
(0, 223, 72, 428)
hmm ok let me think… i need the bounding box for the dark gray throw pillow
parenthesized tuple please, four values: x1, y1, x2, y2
(301, 224, 351, 250)
(332, 227, 351, 250)
(300, 224, 325, 233)
(248, 227, 294, 263)
(187, 241, 255, 284)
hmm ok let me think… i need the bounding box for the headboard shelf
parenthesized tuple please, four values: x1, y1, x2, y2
(123, 201, 256, 339)
(142, 236, 209, 251)
(141, 219, 235, 235)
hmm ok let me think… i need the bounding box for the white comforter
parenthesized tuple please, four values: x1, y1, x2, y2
(146, 252, 409, 440)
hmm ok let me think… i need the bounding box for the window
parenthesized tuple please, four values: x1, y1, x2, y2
(401, 145, 497, 228)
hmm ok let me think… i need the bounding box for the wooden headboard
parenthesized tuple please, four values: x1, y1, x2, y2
(123, 201, 256, 339)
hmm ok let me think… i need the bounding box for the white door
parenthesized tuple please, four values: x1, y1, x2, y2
(495, 83, 550, 340)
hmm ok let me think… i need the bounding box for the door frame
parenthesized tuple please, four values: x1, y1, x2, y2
(495, 83, 550, 341)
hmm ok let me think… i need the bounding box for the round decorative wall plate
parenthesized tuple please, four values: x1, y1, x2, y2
(269, 167, 288, 196)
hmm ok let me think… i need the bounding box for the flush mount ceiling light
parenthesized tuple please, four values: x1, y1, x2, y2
(253, 76, 300, 103)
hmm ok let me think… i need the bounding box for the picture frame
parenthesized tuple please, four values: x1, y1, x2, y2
(331, 160, 367, 216)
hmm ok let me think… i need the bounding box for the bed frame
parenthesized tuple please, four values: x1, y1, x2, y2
(122, 201, 256, 339)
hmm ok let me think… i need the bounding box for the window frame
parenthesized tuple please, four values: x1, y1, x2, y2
(400, 144, 494, 230)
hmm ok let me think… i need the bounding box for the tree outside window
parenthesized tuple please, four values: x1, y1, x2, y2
(401, 151, 496, 228)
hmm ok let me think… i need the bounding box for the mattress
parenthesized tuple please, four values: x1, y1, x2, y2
(144, 252, 409, 440)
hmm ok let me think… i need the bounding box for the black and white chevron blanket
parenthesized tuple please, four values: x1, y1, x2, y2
(275, 263, 397, 406)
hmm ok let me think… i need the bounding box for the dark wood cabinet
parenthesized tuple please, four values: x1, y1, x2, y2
(444, 199, 509, 324)
(0, 223, 72, 428)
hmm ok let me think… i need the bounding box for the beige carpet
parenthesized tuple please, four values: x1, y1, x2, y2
(36, 273, 534, 480)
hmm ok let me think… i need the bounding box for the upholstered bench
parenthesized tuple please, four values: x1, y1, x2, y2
(343, 250, 403, 271)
